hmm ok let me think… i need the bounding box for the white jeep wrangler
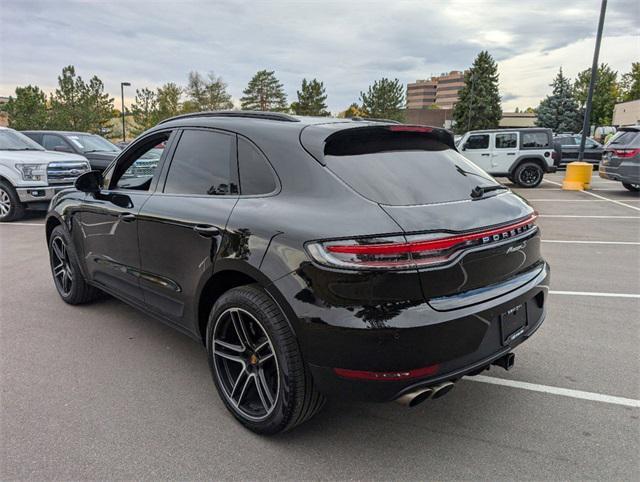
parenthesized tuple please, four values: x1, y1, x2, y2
(0, 127, 90, 222)
(457, 128, 559, 187)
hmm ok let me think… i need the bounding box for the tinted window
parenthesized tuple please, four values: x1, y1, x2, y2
(164, 129, 234, 195)
(465, 134, 489, 149)
(495, 133, 517, 149)
(521, 132, 549, 148)
(608, 131, 639, 146)
(42, 134, 71, 151)
(325, 147, 497, 206)
(238, 137, 276, 195)
(557, 136, 577, 146)
(114, 135, 169, 191)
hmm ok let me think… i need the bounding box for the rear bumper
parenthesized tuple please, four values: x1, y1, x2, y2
(281, 263, 549, 402)
(599, 163, 640, 184)
(16, 185, 73, 203)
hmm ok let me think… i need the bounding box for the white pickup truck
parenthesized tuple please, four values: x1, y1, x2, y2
(0, 127, 90, 221)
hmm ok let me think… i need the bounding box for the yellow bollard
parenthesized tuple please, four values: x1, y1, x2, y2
(562, 162, 593, 190)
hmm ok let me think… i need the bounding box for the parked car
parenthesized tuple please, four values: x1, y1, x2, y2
(553, 134, 603, 167)
(0, 127, 90, 222)
(22, 130, 121, 172)
(599, 125, 640, 192)
(457, 128, 558, 187)
(46, 112, 549, 434)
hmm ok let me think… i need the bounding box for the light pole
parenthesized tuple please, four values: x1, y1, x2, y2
(578, 0, 607, 161)
(120, 82, 131, 143)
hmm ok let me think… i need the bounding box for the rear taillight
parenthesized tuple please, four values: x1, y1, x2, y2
(306, 213, 538, 270)
(613, 148, 640, 158)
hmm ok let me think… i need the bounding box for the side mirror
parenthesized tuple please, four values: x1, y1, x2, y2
(75, 170, 102, 194)
(53, 145, 73, 153)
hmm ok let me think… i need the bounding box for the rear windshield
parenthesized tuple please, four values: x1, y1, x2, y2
(325, 140, 497, 206)
(608, 130, 639, 146)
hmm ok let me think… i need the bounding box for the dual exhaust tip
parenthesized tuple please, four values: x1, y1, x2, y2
(396, 352, 515, 408)
(396, 381, 455, 408)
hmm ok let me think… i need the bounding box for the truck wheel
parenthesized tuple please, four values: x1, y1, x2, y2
(0, 181, 26, 222)
(514, 162, 544, 188)
(622, 183, 640, 192)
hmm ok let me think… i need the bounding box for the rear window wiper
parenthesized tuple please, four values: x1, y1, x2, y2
(470, 184, 508, 199)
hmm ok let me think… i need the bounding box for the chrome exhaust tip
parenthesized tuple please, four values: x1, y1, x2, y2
(395, 387, 433, 407)
(430, 381, 455, 399)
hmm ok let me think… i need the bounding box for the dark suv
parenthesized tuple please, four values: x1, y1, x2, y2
(599, 126, 640, 191)
(45, 112, 549, 434)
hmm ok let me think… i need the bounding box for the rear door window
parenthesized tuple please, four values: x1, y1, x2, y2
(42, 134, 72, 152)
(324, 131, 497, 206)
(164, 129, 236, 196)
(495, 133, 517, 149)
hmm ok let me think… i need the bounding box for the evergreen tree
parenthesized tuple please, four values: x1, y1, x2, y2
(573, 64, 619, 126)
(290, 78, 329, 116)
(453, 51, 502, 133)
(536, 68, 582, 133)
(49, 65, 88, 131)
(620, 62, 640, 102)
(359, 78, 405, 121)
(156, 83, 182, 121)
(130, 88, 159, 135)
(240, 70, 288, 111)
(3, 85, 49, 130)
(183, 71, 233, 112)
(83, 76, 115, 135)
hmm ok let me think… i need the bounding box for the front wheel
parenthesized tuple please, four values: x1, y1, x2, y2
(206, 285, 325, 434)
(0, 181, 26, 222)
(622, 182, 640, 192)
(514, 162, 544, 188)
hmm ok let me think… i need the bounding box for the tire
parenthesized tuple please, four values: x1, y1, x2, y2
(206, 285, 325, 434)
(0, 181, 26, 222)
(514, 162, 544, 188)
(622, 182, 640, 192)
(48, 225, 100, 304)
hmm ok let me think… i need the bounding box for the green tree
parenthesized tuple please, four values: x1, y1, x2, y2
(83, 76, 115, 135)
(240, 70, 288, 111)
(338, 103, 365, 118)
(290, 78, 329, 116)
(573, 64, 619, 126)
(183, 71, 233, 112)
(620, 62, 640, 102)
(452, 51, 502, 133)
(156, 82, 182, 121)
(359, 78, 405, 121)
(536, 68, 582, 133)
(3, 85, 49, 130)
(130, 88, 159, 135)
(49, 65, 88, 131)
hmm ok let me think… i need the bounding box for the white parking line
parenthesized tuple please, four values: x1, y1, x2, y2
(543, 179, 640, 212)
(542, 240, 640, 245)
(539, 214, 640, 219)
(467, 375, 640, 408)
(549, 290, 640, 299)
(0, 222, 44, 227)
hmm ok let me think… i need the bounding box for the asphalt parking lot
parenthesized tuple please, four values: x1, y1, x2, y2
(1, 171, 639, 480)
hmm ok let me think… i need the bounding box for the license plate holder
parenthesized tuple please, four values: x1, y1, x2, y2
(500, 303, 528, 345)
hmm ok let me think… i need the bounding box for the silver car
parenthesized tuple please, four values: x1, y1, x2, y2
(600, 126, 640, 192)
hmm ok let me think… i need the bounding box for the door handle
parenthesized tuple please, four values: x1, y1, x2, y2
(481, 153, 490, 157)
(194, 225, 220, 237)
(120, 213, 136, 222)
(507, 152, 516, 155)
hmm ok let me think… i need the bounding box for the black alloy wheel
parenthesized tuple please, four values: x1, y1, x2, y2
(212, 307, 280, 421)
(622, 182, 640, 192)
(515, 162, 544, 188)
(51, 234, 74, 297)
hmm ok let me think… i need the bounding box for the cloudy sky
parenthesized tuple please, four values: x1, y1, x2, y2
(1, 0, 638, 113)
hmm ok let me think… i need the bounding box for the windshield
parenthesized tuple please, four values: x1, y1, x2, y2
(0, 129, 45, 151)
(607, 130, 639, 146)
(66, 134, 120, 153)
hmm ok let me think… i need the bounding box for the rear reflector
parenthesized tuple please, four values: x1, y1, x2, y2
(306, 213, 537, 270)
(334, 364, 440, 381)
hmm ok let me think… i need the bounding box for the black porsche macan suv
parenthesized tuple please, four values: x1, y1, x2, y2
(46, 112, 549, 434)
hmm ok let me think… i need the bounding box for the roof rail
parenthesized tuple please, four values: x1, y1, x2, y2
(158, 110, 300, 124)
(349, 116, 402, 124)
